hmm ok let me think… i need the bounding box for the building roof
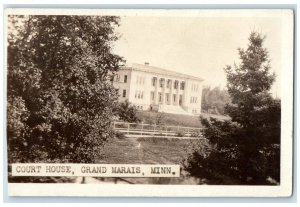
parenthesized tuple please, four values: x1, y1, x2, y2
(122, 63, 204, 82)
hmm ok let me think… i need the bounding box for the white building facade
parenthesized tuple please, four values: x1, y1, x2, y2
(113, 63, 204, 115)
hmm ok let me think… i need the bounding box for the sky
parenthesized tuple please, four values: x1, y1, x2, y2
(113, 15, 282, 97)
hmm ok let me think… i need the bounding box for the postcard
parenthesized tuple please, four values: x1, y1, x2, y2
(5, 8, 294, 197)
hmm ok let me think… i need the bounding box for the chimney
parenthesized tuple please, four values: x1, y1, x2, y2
(144, 62, 149, 66)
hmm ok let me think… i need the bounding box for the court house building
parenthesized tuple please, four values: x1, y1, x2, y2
(113, 63, 204, 115)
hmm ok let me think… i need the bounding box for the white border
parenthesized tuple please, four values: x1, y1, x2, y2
(7, 183, 291, 197)
(4, 8, 294, 197)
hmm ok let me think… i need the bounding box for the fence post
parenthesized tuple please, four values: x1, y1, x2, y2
(165, 126, 167, 137)
(127, 123, 130, 134)
(187, 128, 189, 137)
(154, 123, 156, 135)
(141, 122, 143, 135)
(113, 121, 116, 129)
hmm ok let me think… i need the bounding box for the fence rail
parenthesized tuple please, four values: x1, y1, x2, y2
(113, 121, 204, 138)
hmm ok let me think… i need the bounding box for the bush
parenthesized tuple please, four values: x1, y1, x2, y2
(115, 131, 126, 139)
(176, 131, 185, 137)
(116, 100, 140, 123)
(190, 131, 202, 138)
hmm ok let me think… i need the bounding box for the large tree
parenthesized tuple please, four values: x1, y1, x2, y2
(185, 32, 281, 184)
(7, 15, 123, 163)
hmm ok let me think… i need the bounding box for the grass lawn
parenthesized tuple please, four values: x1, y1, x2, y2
(137, 111, 229, 128)
(99, 137, 197, 165)
(94, 111, 229, 184)
(8, 136, 206, 184)
(97, 136, 205, 184)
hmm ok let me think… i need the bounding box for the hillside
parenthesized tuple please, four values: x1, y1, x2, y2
(136, 111, 229, 128)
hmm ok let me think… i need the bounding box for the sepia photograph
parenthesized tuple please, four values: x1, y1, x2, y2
(5, 9, 294, 197)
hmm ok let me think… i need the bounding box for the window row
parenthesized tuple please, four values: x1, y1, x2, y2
(190, 96, 198, 104)
(151, 92, 183, 105)
(116, 89, 126, 98)
(136, 75, 145, 85)
(135, 90, 144, 99)
(192, 109, 199, 114)
(136, 105, 144, 110)
(152, 77, 185, 90)
(116, 89, 129, 98)
(114, 74, 127, 83)
(191, 83, 199, 92)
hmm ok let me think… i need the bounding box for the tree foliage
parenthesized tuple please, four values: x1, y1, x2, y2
(116, 100, 140, 123)
(185, 32, 281, 184)
(7, 15, 123, 163)
(201, 86, 231, 115)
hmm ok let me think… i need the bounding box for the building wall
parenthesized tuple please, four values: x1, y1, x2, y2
(112, 69, 131, 102)
(113, 66, 203, 115)
(128, 70, 151, 110)
(184, 79, 203, 114)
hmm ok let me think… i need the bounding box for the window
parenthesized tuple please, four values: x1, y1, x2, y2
(167, 79, 171, 88)
(180, 82, 185, 90)
(115, 75, 120, 82)
(173, 94, 176, 103)
(179, 95, 183, 105)
(158, 92, 162, 103)
(174, 80, 179, 89)
(151, 91, 155, 101)
(124, 75, 127, 83)
(166, 93, 170, 104)
(122, 89, 126, 98)
(152, 77, 157, 86)
(159, 78, 164, 88)
(110, 75, 114, 82)
(141, 91, 144, 99)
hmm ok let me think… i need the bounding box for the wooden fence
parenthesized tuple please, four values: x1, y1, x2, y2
(113, 121, 203, 139)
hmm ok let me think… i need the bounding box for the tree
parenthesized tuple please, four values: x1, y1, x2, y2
(185, 32, 281, 184)
(155, 112, 166, 125)
(201, 86, 231, 115)
(7, 15, 123, 163)
(116, 100, 140, 123)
